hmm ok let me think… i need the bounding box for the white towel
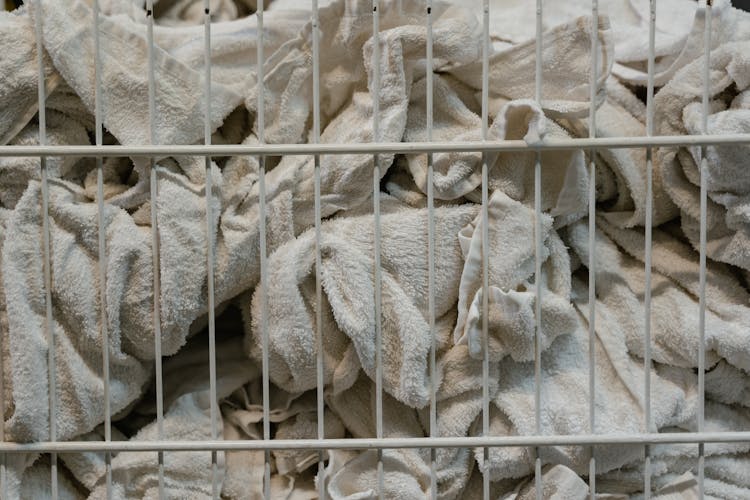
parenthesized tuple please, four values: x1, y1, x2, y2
(0, 110, 90, 209)
(244, 198, 476, 408)
(561, 78, 679, 228)
(453, 190, 579, 364)
(587, 217, 750, 372)
(656, 40, 750, 272)
(0, 6, 60, 146)
(614, 0, 750, 86)
(404, 77, 588, 220)
(2, 181, 151, 443)
(87, 331, 256, 499)
(448, 14, 613, 119)
(477, 242, 703, 480)
(35, 0, 243, 146)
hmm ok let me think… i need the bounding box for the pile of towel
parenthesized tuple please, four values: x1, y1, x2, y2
(1, 0, 749, 498)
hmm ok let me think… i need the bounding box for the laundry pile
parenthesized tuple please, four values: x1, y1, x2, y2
(1, 0, 749, 498)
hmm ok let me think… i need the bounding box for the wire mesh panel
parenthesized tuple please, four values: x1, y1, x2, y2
(1, 0, 750, 499)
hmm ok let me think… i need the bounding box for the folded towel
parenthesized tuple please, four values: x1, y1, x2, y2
(656, 40, 750, 271)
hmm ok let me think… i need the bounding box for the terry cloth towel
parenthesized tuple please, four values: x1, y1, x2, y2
(34, 0, 242, 146)
(655, 40, 750, 272)
(0, 6, 60, 146)
(86, 332, 257, 500)
(595, 409, 750, 498)
(244, 197, 477, 408)
(326, 351, 490, 500)
(559, 78, 679, 228)
(0, 458, 83, 500)
(243, 0, 481, 235)
(0, 110, 90, 209)
(613, 0, 750, 86)
(477, 238, 704, 481)
(475, 0, 696, 57)
(404, 75, 589, 222)
(448, 14, 613, 119)
(585, 217, 750, 372)
(1, 181, 152, 443)
(453, 190, 579, 364)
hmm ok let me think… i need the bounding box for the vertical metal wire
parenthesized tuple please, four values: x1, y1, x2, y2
(698, 1, 712, 496)
(480, 1, 491, 499)
(201, 2, 219, 498)
(33, 1, 58, 497)
(425, 1, 437, 499)
(256, 0, 271, 497)
(643, 0, 657, 497)
(92, 1, 112, 498)
(587, 2, 598, 498)
(371, 2, 384, 498)
(533, 1, 544, 499)
(311, 1, 326, 498)
(144, 2, 165, 498)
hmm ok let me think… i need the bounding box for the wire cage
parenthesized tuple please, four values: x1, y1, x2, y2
(1, 0, 749, 498)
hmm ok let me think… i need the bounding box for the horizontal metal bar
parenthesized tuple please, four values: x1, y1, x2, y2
(1, 134, 749, 158)
(1, 432, 749, 453)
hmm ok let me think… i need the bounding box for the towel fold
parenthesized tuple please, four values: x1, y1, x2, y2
(404, 77, 589, 220)
(577, 216, 750, 372)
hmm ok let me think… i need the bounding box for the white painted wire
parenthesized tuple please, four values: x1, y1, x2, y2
(92, 1, 113, 498)
(1, 134, 747, 157)
(425, 1, 437, 499)
(698, 1, 712, 497)
(533, 1, 544, 499)
(311, 0, 326, 497)
(201, 1, 220, 497)
(145, 2, 165, 498)
(255, 1, 271, 497)
(587, 3, 598, 498)
(371, 2, 384, 498)
(480, 1, 490, 499)
(0, 431, 748, 453)
(643, 0, 657, 497)
(33, 1, 59, 498)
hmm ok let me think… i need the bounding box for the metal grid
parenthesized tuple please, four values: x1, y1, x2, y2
(1, 0, 749, 499)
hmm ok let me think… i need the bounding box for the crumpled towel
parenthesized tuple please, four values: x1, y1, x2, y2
(656, 40, 750, 272)
(560, 78, 679, 228)
(404, 78, 589, 223)
(244, 196, 477, 408)
(448, 14, 613, 119)
(453, 190, 579, 365)
(85, 332, 257, 499)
